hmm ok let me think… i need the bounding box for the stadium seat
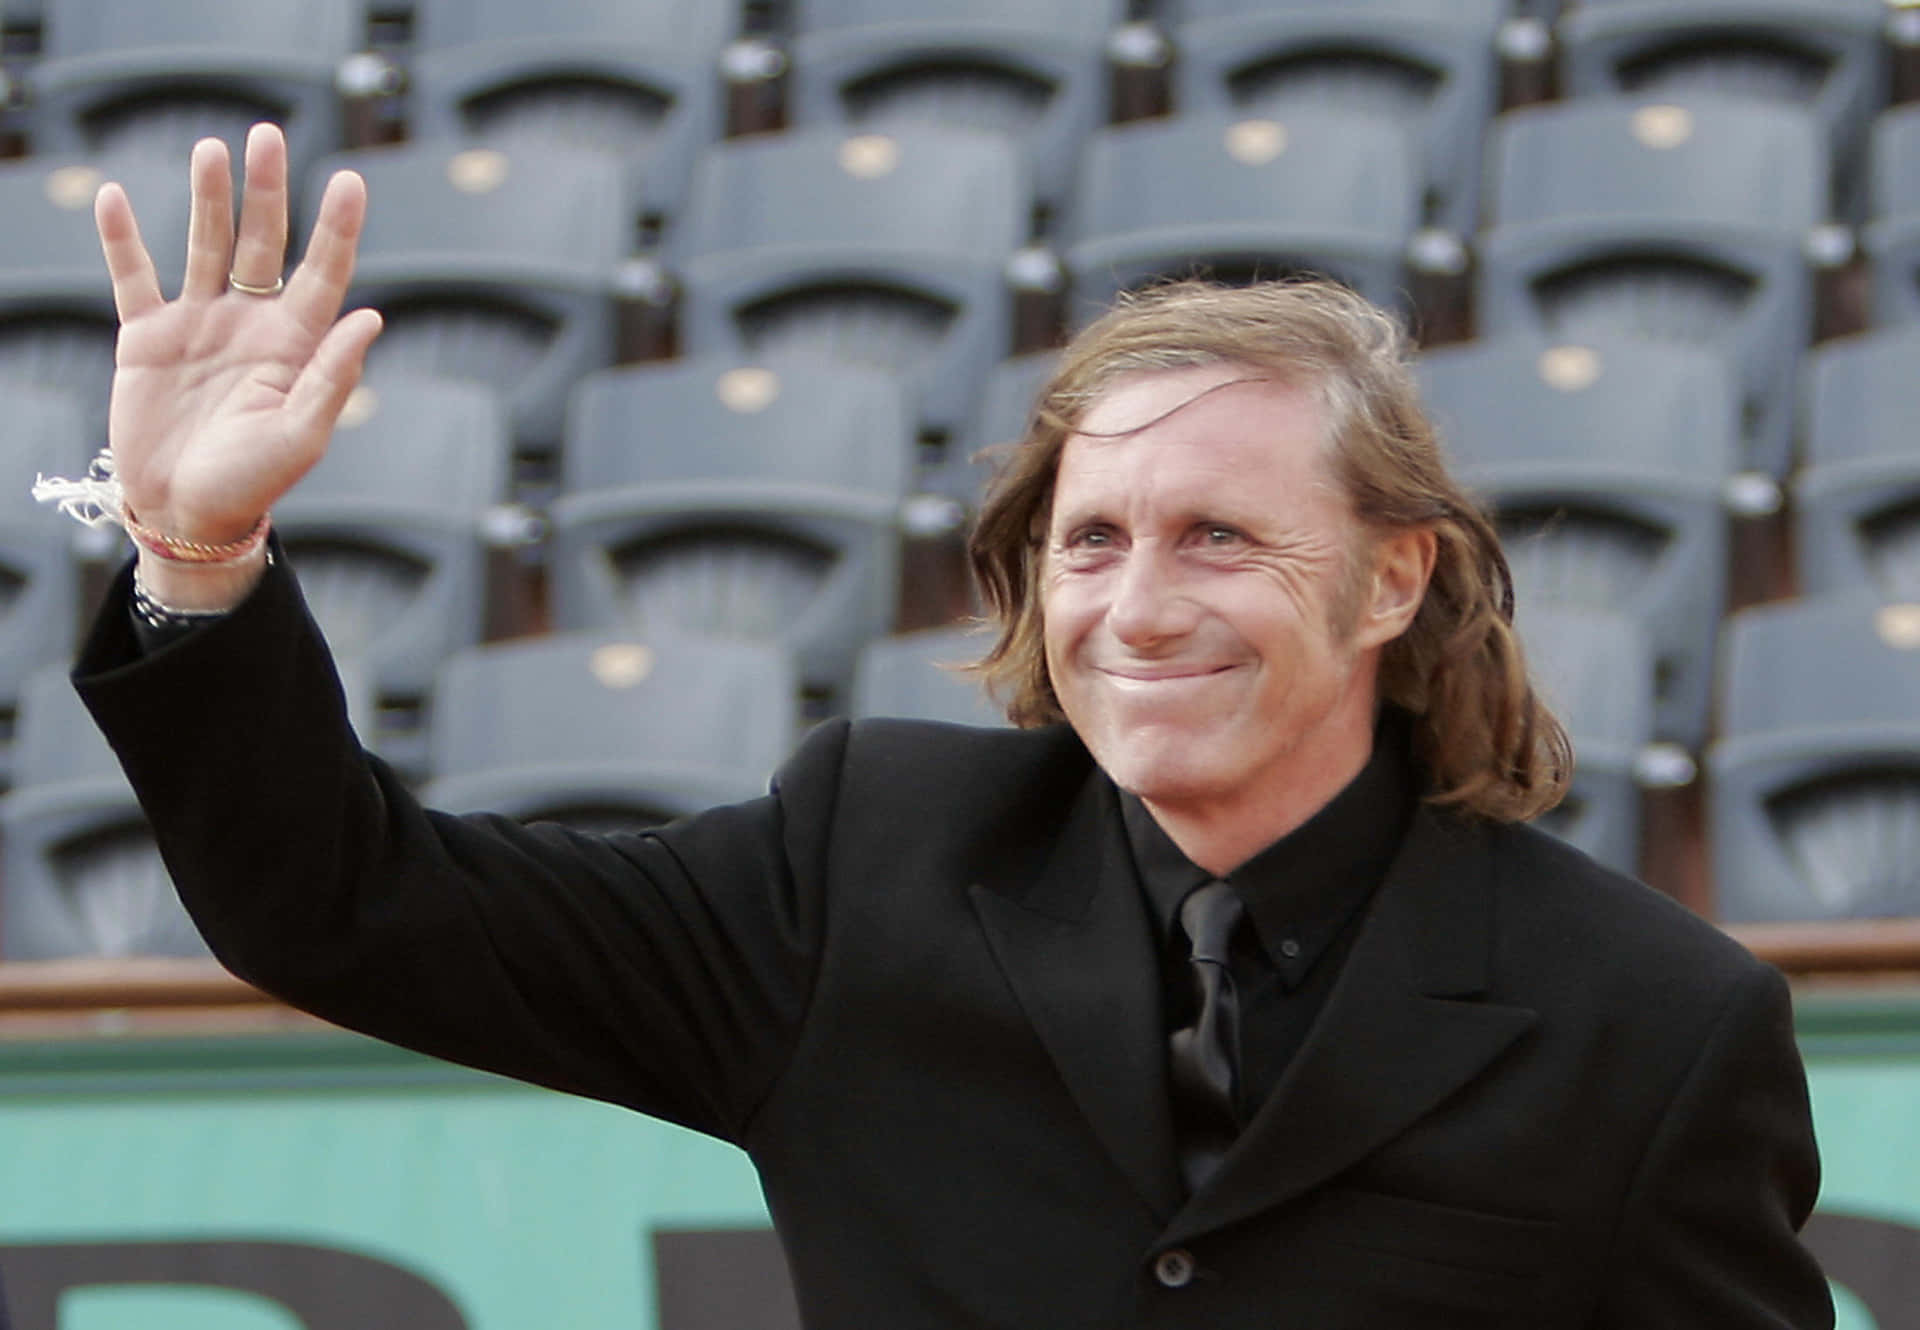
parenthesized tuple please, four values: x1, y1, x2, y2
(784, 0, 1123, 224)
(923, 348, 1057, 514)
(1794, 325, 1920, 599)
(0, 657, 375, 958)
(852, 624, 1008, 728)
(420, 631, 800, 831)
(1558, 0, 1889, 220)
(26, 0, 361, 180)
(1517, 606, 1660, 877)
(1416, 335, 1741, 745)
(1063, 109, 1423, 323)
(1864, 103, 1920, 324)
(548, 356, 914, 703)
(0, 664, 202, 959)
(317, 141, 635, 455)
(0, 154, 188, 428)
(1710, 594, 1920, 922)
(1477, 97, 1829, 479)
(406, 0, 733, 227)
(0, 388, 88, 787)
(1165, 0, 1504, 234)
(274, 372, 515, 722)
(670, 126, 1028, 443)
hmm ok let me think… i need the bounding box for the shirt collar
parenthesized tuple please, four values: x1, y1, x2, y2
(1120, 709, 1416, 989)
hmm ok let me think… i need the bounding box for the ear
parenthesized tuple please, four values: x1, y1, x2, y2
(1352, 526, 1436, 650)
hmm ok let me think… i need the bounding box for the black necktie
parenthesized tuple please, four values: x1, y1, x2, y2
(1169, 879, 1244, 1192)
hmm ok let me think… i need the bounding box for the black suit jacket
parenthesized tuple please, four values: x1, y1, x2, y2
(75, 557, 1832, 1328)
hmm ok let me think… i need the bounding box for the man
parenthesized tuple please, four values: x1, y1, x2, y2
(65, 125, 1831, 1327)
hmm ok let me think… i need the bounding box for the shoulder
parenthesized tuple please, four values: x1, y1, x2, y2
(1470, 817, 1778, 1024)
(778, 716, 1093, 807)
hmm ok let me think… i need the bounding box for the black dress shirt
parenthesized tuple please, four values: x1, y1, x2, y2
(1122, 711, 1416, 1125)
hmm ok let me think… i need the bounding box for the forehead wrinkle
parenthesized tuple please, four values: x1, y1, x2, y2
(1070, 373, 1275, 441)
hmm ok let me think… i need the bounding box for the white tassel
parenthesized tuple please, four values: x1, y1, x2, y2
(31, 447, 130, 531)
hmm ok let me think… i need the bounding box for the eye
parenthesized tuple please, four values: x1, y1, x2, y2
(1067, 524, 1114, 548)
(1199, 523, 1243, 546)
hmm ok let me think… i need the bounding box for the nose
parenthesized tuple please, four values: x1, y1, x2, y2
(1106, 541, 1199, 649)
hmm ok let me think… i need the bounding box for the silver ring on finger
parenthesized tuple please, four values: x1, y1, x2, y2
(228, 273, 285, 297)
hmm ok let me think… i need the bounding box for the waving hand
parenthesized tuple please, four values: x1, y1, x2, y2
(96, 122, 382, 608)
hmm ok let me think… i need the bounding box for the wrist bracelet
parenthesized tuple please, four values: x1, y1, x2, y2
(125, 508, 271, 564)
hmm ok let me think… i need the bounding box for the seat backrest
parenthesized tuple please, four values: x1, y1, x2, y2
(1416, 336, 1740, 478)
(293, 374, 512, 513)
(313, 142, 636, 270)
(1071, 109, 1418, 245)
(412, 0, 734, 51)
(40, 0, 359, 60)
(427, 631, 799, 784)
(12, 663, 124, 789)
(1519, 606, 1655, 751)
(795, 0, 1123, 37)
(0, 155, 190, 297)
(673, 127, 1028, 263)
(1719, 594, 1920, 739)
(852, 626, 1007, 727)
(1801, 326, 1920, 468)
(563, 357, 915, 498)
(1487, 97, 1826, 232)
(1870, 104, 1920, 221)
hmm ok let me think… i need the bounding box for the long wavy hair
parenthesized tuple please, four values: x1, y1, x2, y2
(967, 278, 1570, 822)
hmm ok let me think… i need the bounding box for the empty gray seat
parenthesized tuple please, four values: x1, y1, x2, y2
(785, 0, 1124, 223)
(0, 665, 200, 959)
(1864, 104, 1920, 324)
(1064, 109, 1422, 324)
(0, 155, 189, 428)
(421, 631, 800, 830)
(852, 625, 1008, 728)
(276, 372, 514, 718)
(549, 355, 914, 702)
(1477, 97, 1827, 479)
(315, 141, 634, 454)
(0, 388, 88, 782)
(0, 653, 373, 958)
(407, 0, 733, 226)
(1417, 335, 1741, 746)
(1167, 0, 1503, 234)
(1516, 606, 1659, 877)
(27, 0, 360, 181)
(1710, 594, 1920, 922)
(671, 126, 1028, 442)
(923, 349, 1057, 513)
(1559, 0, 1888, 221)
(1794, 326, 1920, 599)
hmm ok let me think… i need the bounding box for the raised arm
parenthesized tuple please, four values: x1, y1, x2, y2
(95, 122, 382, 611)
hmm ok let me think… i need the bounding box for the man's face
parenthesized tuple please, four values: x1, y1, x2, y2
(1041, 364, 1419, 837)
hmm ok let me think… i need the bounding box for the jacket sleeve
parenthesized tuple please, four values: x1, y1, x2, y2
(1590, 962, 1834, 1328)
(73, 552, 843, 1144)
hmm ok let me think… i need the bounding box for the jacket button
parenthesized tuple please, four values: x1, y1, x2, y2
(1153, 1248, 1196, 1288)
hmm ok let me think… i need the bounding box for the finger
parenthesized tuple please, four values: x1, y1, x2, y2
(95, 182, 165, 322)
(230, 123, 290, 291)
(281, 307, 384, 453)
(180, 136, 236, 301)
(281, 167, 367, 331)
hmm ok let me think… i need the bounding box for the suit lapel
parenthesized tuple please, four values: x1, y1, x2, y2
(1164, 807, 1538, 1247)
(970, 772, 1185, 1223)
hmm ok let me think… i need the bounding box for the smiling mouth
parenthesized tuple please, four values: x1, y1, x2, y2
(1099, 665, 1235, 684)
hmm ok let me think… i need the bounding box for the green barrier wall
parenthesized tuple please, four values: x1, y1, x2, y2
(0, 987, 1913, 1329)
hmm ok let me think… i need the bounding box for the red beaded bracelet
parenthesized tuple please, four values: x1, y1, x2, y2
(124, 510, 271, 564)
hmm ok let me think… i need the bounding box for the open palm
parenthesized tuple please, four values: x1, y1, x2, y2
(99, 123, 382, 548)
